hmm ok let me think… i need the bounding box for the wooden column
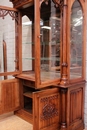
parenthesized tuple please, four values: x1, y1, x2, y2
(34, 0, 41, 87)
(15, 11, 22, 72)
(60, 0, 68, 85)
(3, 40, 7, 79)
(60, 88, 67, 129)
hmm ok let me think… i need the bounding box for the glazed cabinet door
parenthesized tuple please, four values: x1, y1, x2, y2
(33, 87, 60, 130)
(0, 79, 21, 114)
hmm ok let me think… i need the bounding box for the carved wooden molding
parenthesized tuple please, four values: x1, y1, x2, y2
(40, 95, 59, 120)
(40, 0, 64, 10)
(0, 9, 18, 21)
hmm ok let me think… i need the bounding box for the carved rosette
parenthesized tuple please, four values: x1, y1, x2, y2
(40, 95, 59, 120)
(0, 9, 18, 22)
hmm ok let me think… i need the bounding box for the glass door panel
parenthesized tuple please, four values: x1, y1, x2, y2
(0, 7, 19, 80)
(40, 0, 61, 82)
(22, 4, 35, 80)
(70, 0, 83, 79)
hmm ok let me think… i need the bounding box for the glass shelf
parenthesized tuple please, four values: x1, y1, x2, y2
(41, 42, 60, 45)
(22, 57, 60, 61)
(22, 42, 34, 44)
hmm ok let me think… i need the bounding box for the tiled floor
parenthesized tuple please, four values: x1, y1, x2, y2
(0, 112, 33, 130)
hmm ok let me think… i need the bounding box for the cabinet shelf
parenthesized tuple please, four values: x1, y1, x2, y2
(22, 42, 60, 45)
(22, 42, 34, 44)
(23, 91, 33, 98)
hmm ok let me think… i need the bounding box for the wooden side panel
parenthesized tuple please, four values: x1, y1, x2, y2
(67, 82, 85, 130)
(0, 79, 20, 114)
(70, 88, 82, 124)
(33, 88, 60, 130)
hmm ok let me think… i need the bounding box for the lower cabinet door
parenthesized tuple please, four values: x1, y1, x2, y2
(0, 78, 21, 114)
(33, 87, 60, 130)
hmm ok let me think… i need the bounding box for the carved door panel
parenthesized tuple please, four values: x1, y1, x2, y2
(0, 79, 21, 114)
(33, 87, 60, 130)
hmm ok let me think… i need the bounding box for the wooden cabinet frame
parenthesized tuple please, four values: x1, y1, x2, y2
(0, 0, 86, 130)
(0, 6, 22, 77)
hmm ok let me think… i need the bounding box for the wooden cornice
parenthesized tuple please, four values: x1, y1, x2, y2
(9, 0, 34, 8)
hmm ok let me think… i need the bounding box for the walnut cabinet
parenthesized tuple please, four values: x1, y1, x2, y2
(0, 0, 86, 130)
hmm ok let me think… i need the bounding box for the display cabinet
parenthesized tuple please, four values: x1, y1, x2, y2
(0, 0, 86, 130)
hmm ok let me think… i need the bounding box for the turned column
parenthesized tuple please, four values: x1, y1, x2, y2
(60, 0, 68, 85)
(60, 88, 67, 129)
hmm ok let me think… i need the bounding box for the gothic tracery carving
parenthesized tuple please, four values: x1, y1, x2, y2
(0, 9, 18, 22)
(40, 95, 59, 120)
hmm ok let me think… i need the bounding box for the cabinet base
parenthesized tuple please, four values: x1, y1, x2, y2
(14, 109, 33, 124)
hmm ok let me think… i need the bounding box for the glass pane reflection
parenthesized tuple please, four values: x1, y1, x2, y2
(40, 0, 61, 81)
(70, 0, 83, 79)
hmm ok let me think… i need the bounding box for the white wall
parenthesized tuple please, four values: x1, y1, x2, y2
(0, 0, 12, 6)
